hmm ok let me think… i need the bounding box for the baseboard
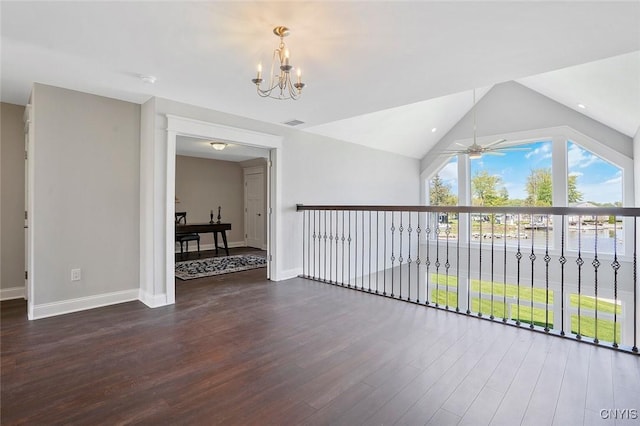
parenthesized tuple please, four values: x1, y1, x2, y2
(0, 286, 25, 301)
(175, 241, 246, 254)
(32, 289, 139, 320)
(277, 268, 303, 281)
(138, 290, 169, 308)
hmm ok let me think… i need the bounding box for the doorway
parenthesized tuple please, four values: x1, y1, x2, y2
(163, 115, 283, 305)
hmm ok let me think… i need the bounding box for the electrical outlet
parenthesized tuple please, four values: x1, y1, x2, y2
(71, 269, 81, 281)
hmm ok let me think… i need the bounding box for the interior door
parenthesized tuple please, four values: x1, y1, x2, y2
(244, 170, 265, 249)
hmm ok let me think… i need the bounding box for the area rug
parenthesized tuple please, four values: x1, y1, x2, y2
(175, 254, 267, 280)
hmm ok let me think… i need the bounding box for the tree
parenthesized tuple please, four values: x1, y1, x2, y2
(429, 174, 457, 206)
(568, 174, 583, 203)
(471, 170, 507, 206)
(525, 168, 553, 206)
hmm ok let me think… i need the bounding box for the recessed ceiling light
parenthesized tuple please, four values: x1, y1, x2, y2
(140, 75, 157, 84)
(577, 103, 586, 109)
(431, 127, 437, 133)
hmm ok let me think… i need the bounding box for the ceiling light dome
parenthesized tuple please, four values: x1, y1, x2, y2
(210, 142, 227, 151)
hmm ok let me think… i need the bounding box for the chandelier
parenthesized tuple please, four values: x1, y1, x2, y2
(251, 26, 305, 100)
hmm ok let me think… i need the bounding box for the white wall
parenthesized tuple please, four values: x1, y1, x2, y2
(1, 103, 26, 298)
(421, 81, 633, 173)
(31, 84, 140, 317)
(175, 155, 244, 245)
(280, 130, 421, 272)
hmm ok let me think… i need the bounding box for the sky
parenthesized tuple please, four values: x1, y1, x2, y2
(435, 140, 622, 204)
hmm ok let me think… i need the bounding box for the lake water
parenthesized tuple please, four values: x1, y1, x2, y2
(467, 227, 624, 253)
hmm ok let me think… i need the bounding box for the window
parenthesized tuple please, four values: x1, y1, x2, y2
(428, 156, 458, 206)
(469, 140, 552, 245)
(567, 141, 623, 253)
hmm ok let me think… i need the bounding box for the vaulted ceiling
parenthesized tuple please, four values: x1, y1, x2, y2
(2, 2, 639, 159)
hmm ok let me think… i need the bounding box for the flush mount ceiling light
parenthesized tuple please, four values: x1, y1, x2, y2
(578, 103, 586, 109)
(210, 142, 227, 151)
(251, 26, 306, 100)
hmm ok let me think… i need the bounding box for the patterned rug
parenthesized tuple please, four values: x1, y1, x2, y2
(175, 254, 267, 280)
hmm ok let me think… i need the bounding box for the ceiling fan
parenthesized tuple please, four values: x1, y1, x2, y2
(439, 89, 530, 159)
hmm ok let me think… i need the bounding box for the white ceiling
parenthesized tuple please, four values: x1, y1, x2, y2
(2, 1, 639, 159)
(177, 136, 269, 162)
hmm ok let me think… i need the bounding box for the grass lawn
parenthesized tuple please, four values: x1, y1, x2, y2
(428, 273, 621, 343)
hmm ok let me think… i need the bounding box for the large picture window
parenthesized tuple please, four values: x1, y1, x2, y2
(425, 136, 629, 253)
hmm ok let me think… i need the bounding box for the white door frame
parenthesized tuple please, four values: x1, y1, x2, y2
(165, 115, 282, 303)
(24, 103, 35, 319)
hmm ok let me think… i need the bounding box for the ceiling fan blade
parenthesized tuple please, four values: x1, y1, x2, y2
(484, 151, 506, 156)
(484, 138, 508, 148)
(455, 142, 468, 148)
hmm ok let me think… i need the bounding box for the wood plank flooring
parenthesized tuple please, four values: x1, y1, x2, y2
(2, 267, 639, 425)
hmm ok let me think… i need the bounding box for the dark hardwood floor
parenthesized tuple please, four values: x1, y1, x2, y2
(2, 266, 639, 425)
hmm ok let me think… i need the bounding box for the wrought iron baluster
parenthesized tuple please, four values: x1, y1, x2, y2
(435, 214, 441, 307)
(478, 213, 483, 316)
(303, 210, 306, 277)
(426, 216, 431, 305)
(466, 213, 471, 314)
(348, 211, 352, 288)
(407, 212, 413, 301)
(456, 213, 461, 312)
(559, 217, 567, 336)
(362, 210, 366, 290)
(312, 210, 317, 279)
(593, 220, 600, 343)
(490, 214, 495, 319)
(399, 212, 404, 299)
(383, 211, 387, 296)
(634, 218, 638, 353)
(516, 214, 522, 325)
(502, 212, 507, 322)
(323, 210, 328, 282)
(529, 217, 536, 329)
(416, 214, 421, 304)
(308, 210, 311, 278)
(376, 211, 380, 294)
(544, 215, 551, 332)
(445, 216, 451, 309)
(354, 211, 358, 288)
(576, 217, 583, 340)
(390, 212, 396, 298)
(611, 218, 620, 348)
(336, 210, 339, 284)
(368, 211, 372, 292)
(329, 210, 333, 283)
(341, 211, 345, 286)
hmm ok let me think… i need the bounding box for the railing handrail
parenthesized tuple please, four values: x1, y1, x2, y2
(296, 204, 640, 217)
